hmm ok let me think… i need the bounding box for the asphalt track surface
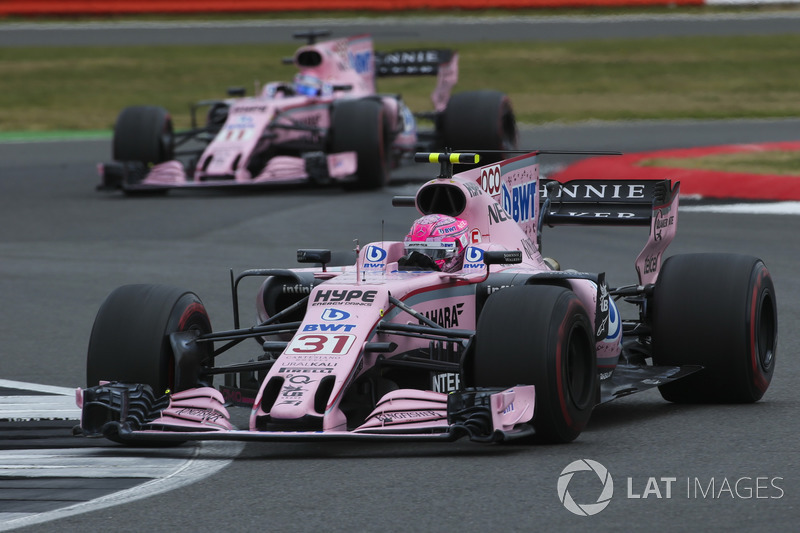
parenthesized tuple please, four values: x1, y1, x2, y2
(2, 14, 800, 533)
(2, 10, 800, 47)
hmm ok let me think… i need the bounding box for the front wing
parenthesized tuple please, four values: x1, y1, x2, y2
(76, 383, 535, 444)
(99, 151, 358, 193)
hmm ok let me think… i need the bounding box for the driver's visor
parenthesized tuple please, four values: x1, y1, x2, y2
(295, 84, 319, 96)
(404, 241, 457, 260)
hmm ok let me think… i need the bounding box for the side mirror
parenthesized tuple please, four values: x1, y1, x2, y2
(297, 249, 331, 265)
(227, 87, 246, 97)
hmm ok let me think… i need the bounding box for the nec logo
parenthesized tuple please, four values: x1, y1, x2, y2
(321, 308, 350, 321)
(502, 181, 537, 223)
(478, 165, 502, 195)
(464, 247, 485, 269)
(364, 245, 387, 266)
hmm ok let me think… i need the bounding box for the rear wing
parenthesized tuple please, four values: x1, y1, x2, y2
(375, 49, 458, 112)
(540, 178, 680, 286)
(375, 49, 455, 77)
(540, 179, 672, 226)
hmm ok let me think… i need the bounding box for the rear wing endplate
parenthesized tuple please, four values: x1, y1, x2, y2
(634, 181, 680, 286)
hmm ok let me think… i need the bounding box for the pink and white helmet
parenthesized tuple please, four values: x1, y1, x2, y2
(403, 214, 470, 272)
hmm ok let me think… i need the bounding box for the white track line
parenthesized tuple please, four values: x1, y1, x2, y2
(0, 441, 243, 532)
(0, 380, 244, 531)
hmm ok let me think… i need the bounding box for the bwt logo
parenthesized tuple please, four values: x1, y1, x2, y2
(478, 165, 502, 195)
(464, 247, 485, 269)
(348, 50, 373, 74)
(502, 181, 537, 224)
(365, 245, 387, 267)
(321, 308, 351, 321)
(557, 459, 614, 516)
(303, 323, 356, 332)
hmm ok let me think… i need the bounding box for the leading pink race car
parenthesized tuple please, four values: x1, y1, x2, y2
(98, 31, 517, 194)
(78, 150, 777, 444)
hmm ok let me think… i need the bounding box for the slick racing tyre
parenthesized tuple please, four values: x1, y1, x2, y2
(470, 285, 597, 443)
(113, 105, 175, 166)
(330, 98, 390, 190)
(87, 284, 214, 394)
(439, 90, 517, 162)
(651, 253, 777, 403)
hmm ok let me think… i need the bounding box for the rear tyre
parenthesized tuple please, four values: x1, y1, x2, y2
(86, 284, 214, 395)
(470, 285, 597, 443)
(113, 105, 175, 165)
(330, 98, 390, 190)
(651, 253, 777, 403)
(439, 90, 517, 162)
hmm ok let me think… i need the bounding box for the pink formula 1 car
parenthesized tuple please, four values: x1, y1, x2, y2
(79, 150, 777, 444)
(97, 31, 517, 195)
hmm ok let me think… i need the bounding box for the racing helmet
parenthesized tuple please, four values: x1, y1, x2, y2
(403, 214, 470, 272)
(294, 73, 326, 97)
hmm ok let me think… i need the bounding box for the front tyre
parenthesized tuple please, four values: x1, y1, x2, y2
(470, 285, 597, 443)
(113, 105, 175, 166)
(86, 284, 214, 394)
(652, 253, 777, 403)
(330, 98, 390, 190)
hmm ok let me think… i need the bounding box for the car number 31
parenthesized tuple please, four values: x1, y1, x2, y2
(286, 334, 356, 355)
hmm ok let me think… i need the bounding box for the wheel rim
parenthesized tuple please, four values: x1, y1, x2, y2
(500, 106, 517, 151)
(159, 116, 175, 162)
(566, 322, 594, 410)
(756, 290, 777, 372)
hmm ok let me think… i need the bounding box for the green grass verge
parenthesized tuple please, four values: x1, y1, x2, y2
(2, 34, 800, 132)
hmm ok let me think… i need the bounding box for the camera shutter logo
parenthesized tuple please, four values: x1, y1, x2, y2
(557, 459, 614, 516)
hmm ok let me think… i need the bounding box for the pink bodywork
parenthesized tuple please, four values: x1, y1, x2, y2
(83, 152, 678, 441)
(249, 153, 651, 433)
(131, 34, 457, 189)
(147, 387, 234, 432)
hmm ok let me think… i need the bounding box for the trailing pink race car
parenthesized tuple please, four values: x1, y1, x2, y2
(78, 150, 777, 444)
(98, 31, 517, 195)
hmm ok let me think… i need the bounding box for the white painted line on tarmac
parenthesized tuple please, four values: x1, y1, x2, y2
(0, 379, 243, 531)
(0, 379, 75, 396)
(0, 441, 243, 532)
(0, 379, 80, 421)
(0, 448, 197, 478)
